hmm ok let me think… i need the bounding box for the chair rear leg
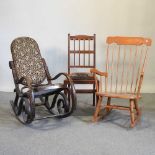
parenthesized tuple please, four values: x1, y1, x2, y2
(93, 83, 95, 106)
(92, 96, 103, 122)
(106, 97, 111, 113)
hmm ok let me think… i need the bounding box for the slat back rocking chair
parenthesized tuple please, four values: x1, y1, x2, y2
(9, 37, 77, 124)
(64, 34, 98, 106)
(91, 36, 151, 127)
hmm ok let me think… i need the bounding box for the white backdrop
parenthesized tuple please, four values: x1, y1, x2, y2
(0, 0, 154, 92)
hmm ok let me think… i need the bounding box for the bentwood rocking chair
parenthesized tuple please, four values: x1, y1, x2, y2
(91, 36, 151, 127)
(9, 37, 77, 124)
(64, 34, 98, 106)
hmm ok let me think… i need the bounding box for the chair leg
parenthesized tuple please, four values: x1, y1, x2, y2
(106, 97, 111, 113)
(134, 99, 140, 116)
(134, 99, 141, 125)
(92, 96, 103, 122)
(96, 80, 100, 106)
(96, 95, 99, 107)
(64, 81, 68, 95)
(93, 83, 95, 106)
(130, 99, 135, 128)
(64, 81, 71, 103)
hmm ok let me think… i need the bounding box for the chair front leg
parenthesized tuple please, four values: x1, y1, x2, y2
(92, 96, 103, 122)
(93, 83, 95, 106)
(134, 99, 140, 116)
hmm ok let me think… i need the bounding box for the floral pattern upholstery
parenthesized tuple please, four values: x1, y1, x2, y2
(11, 37, 46, 85)
(70, 73, 94, 80)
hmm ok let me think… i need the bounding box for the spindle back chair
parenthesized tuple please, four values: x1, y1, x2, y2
(65, 34, 98, 106)
(91, 36, 151, 127)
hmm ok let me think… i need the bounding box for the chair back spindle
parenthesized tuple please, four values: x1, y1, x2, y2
(104, 37, 151, 96)
(68, 34, 96, 74)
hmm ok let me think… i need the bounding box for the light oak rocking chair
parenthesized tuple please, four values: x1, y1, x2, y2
(91, 36, 151, 127)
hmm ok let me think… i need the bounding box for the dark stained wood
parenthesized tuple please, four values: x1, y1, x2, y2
(65, 34, 98, 106)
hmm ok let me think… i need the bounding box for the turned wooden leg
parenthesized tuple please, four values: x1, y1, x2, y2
(106, 97, 111, 113)
(96, 95, 99, 108)
(93, 83, 95, 106)
(134, 99, 142, 124)
(92, 96, 103, 122)
(134, 99, 140, 116)
(95, 80, 100, 107)
(130, 99, 135, 128)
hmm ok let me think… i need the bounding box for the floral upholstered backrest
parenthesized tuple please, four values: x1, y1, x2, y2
(11, 37, 46, 85)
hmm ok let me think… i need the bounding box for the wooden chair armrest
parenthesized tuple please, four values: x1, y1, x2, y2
(140, 72, 144, 76)
(90, 68, 108, 77)
(18, 77, 32, 88)
(137, 72, 144, 97)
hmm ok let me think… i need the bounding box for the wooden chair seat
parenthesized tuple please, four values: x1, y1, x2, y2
(70, 72, 94, 80)
(32, 84, 65, 97)
(96, 92, 140, 99)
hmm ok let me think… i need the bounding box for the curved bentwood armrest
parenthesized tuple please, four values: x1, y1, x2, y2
(51, 72, 77, 110)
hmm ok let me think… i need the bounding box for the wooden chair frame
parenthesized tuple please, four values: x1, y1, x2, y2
(64, 34, 98, 106)
(91, 36, 152, 127)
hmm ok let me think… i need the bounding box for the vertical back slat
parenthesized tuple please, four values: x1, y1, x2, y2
(120, 45, 126, 93)
(134, 46, 144, 93)
(115, 45, 120, 93)
(130, 46, 138, 93)
(142, 47, 149, 73)
(88, 39, 90, 66)
(79, 39, 80, 66)
(84, 39, 85, 66)
(105, 45, 109, 92)
(94, 34, 96, 68)
(68, 34, 70, 74)
(110, 46, 114, 92)
(125, 46, 132, 93)
(74, 39, 75, 66)
(137, 46, 149, 95)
